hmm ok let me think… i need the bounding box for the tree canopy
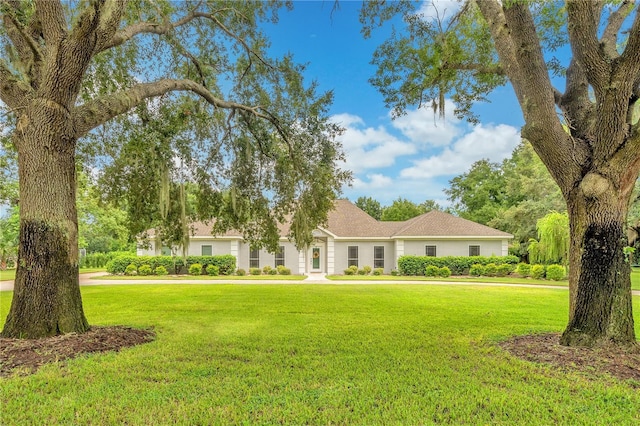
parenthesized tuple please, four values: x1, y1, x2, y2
(0, 0, 349, 338)
(362, 0, 640, 347)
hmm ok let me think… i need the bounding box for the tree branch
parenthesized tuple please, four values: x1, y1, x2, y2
(101, 8, 272, 69)
(616, 7, 640, 81)
(72, 79, 279, 139)
(1, 1, 43, 66)
(601, 0, 634, 58)
(566, 2, 610, 97)
(34, 0, 66, 43)
(0, 61, 32, 108)
(441, 61, 504, 75)
(94, 0, 126, 52)
(476, 0, 581, 192)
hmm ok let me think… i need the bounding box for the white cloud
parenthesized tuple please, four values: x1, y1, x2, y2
(400, 124, 520, 179)
(352, 173, 394, 190)
(417, 0, 462, 22)
(331, 113, 417, 173)
(391, 107, 461, 148)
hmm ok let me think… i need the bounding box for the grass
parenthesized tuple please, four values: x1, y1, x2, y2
(330, 267, 640, 291)
(1, 284, 639, 424)
(0, 268, 104, 282)
(95, 274, 305, 281)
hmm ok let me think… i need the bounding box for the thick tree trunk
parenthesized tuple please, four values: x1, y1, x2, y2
(2, 100, 89, 338)
(560, 173, 636, 347)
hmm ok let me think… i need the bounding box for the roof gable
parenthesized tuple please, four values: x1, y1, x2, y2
(391, 210, 513, 238)
(161, 199, 512, 240)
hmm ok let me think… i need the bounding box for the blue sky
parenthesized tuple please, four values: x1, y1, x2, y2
(262, 1, 526, 206)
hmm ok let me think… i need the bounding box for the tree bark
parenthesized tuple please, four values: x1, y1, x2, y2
(560, 173, 636, 347)
(1, 99, 89, 338)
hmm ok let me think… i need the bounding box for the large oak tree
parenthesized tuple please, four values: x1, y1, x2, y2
(0, 0, 349, 338)
(363, 0, 640, 347)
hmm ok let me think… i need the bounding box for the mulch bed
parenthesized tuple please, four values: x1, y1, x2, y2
(1, 328, 638, 386)
(0, 326, 156, 377)
(499, 333, 640, 385)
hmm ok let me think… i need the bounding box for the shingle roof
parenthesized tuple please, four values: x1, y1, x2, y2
(154, 199, 512, 240)
(391, 210, 513, 238)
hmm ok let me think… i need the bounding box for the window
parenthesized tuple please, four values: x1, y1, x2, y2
(469, 245, 480, 256)
(425, 245, 437, 257)
(374, 246, 384, 269)
(201, 245, 212, 256)
(348, 246, 358, 267)
(249, 248, 260, 269)
(275, 246, 285, 267)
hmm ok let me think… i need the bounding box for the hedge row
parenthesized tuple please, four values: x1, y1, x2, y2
(106, 255, 236, 275)
(79, 251, 134, 269)
(398, 255, 519, 276)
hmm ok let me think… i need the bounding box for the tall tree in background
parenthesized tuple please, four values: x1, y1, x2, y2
(380, 197, 424, 221)
(445, 159, 506, 225)
(0, 1, 348, 338)
(354, 196, 383, 220)
(363, 1, 640, 347)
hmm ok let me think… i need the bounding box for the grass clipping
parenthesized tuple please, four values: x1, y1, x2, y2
(0, 326, 155, 377)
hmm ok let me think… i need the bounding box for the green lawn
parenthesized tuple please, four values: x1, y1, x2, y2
(0, 268, 105, 281)
(330, 269, 640, 291)
(1, 284, 639, 424)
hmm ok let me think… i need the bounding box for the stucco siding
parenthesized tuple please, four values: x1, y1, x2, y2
(236, 241, 300, 274)
(402, 239, 506, 257)
(334, 240, 395, 273)
(188, 240, 233, 256)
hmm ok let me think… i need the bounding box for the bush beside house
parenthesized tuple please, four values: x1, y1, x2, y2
(107, 255, 236, 275)
(398, 255, 519, 276)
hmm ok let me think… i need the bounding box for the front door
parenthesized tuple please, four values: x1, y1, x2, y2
(312, 247, 321, 271)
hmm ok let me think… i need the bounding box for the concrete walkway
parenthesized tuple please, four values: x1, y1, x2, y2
(1, 272, 639, 296)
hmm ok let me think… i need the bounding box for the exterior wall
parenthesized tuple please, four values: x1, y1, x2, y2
(333, 240, 395, 273)
(236, 240, 301, 274)
(188, 239, 233, 256)
(402, 239, 507, 258)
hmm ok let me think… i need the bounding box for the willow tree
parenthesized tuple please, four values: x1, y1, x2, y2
(363, 1, 640, 347)
(0, 0, 349, 338)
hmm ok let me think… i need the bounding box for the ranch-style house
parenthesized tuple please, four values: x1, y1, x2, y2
(137, 199, 513, 275)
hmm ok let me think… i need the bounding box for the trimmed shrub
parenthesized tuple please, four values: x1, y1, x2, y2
(206, 264, 219, 276)
(138, 264, 152, 276)
(530, 264, 546, 279)
(398, 255, 519, 276)
(363, 265, 372, 275)
(236, 268, 246, 276)
(154, 265, 168, 276)
(268, 268, 278, 275)
(469, 264, 485, 277)
(496, 264, 512, 277)
(186, 255, 236, 276)
(189, 263, 203, 276)
(484, 263, 498, 277)
(357, 268, 367, 275)
(124, 263, 137, 276)
(390, 269, 399, 276)
(425, 265, 440, 277)
(437, 266, 451, 278)
(107, 254, 235, 275)
(249, 267, 262, 276)
(263, 265, 272, 275)
(277, 266, 291, 275)
(516, 263, 531, 277)
(107, 255, 138, 274)
(546, 264, 566, 281)
(344, 265, 358, 275)
(373, 268, 383, 276)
